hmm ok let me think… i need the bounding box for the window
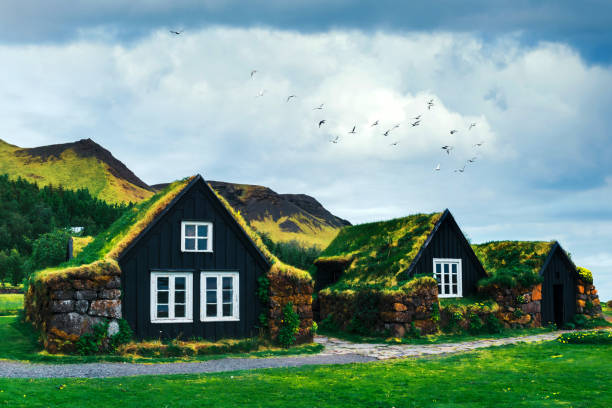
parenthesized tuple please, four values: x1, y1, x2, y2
(181, 221, 213, 252)
(200, 272, 239, 321)
(433, 258, 462, 298)
(150, 272, 193, 323)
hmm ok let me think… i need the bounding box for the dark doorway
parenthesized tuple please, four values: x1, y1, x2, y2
(553, 284, 564, 327)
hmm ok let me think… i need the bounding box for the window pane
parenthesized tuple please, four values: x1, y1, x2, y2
(436, 263, 441, 273)
(157, 291, 168, 304)
(197, 239, 208, 251)
(175, 277, 186, 290)
(435, 273, 441, 282)
(206, 290, 216, 303)
(452, 284, 457, 294)
(157, 304, 168, 318)
(175, 290, 185, 304)
(438, 285, 442, 294)
(452, 264, 457, 274)
(206, 277, 217, 289)
(222, 277, 233, 290)
(444, 264, 449, 274)
(452, 274, 457, 284)
(223, 303, 233, 317)
(185, 238, 195, 250)
(197, 225, 208, 237)
(175, 304, 185, 318)
(444, 284, 450, 294)
(223, 290, 232, 303)
(157, 277, 169, 291)
(207, 304, 217, 317)
(185, 224, 196, 237)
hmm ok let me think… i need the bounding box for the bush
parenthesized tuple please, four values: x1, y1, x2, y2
(277, 302, 300, 348)
(468, 312, 484, 334)
(558, 330, 612, 345)
(256, 275, 269, 304)
(606, 300, 612, 308)
(485, 314, 504, 334)
(76, 319, 132, 355)
(513, 308, 524, 318)
(29, 230, 71, 271)
(319, 314, 338, 332)
(311, 321, 318, 336)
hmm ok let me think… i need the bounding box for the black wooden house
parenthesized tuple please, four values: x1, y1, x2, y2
(539, 242, 577, 326)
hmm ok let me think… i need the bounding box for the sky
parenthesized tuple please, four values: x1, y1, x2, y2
(1, 1, 611, 300)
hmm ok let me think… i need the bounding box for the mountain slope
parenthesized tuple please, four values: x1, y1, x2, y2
(0, 138, 154, 204)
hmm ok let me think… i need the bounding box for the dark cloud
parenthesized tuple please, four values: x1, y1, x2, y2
(1, 1, 612, 62)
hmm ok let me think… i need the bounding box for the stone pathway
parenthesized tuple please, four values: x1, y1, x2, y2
(315, 331, 570, 360)
(0, 330, 581, 378)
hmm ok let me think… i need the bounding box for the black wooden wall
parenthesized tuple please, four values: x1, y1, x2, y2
(409, 213, 486, 297)
(541, 245, 576, 325)
(119, 178, 268, 340)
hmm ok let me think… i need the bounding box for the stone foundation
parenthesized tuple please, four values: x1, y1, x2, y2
(576, 279, 603, 318)
(267, 270, 314, 343)
(481, 284, 542, 328)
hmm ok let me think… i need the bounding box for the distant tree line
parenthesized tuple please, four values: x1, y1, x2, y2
(0, 175, 130, 286)
(259, 232, 321, 271)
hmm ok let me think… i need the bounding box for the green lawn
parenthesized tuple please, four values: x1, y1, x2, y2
(0, 315, 321, 364)
(0, 341, 610, 407)
(0, 294, 23, 316)
(602, 303, 612, 319)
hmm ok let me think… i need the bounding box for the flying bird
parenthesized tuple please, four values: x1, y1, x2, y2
(383, 129, 391, 136)
(286, 95, 296, 102)
(330, 135, 339, 144)
(313, 104, 324, 110)
(318, 120, 326, 128)
(411, 120, 420, 127)
(414, 115, 422, 120)
(441, 145, 454, 154)
(392, 123, 400, 130)
(250, 70, 257, 78)
(256, 89, 266, 98)
(474, 141, 485, 147)
(467, 157, 477, 163)
(349, 126, 356, 134)
(390, 141, 399, 147)
(454, 165, 466, 173)
(435, 164, 441, 171)
(469, 122, 477, 130)
(169, 30, 182, 35)
(427, 99, 434, 110)
(371, 120, 379, 127)
(450, 130, 458, 135)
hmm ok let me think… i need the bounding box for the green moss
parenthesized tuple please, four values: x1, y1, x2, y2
(316, 212, 442, 290)
(576, 266, 593, 284)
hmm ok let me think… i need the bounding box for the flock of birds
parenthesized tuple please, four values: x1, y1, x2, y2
(172, 29, 486, 174)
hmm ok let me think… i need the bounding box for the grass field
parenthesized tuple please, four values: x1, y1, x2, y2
(0, 315, 321, 364)
(0, 294, 23, 316)
(603, 303, 612, 319)
(0, 341, 609, 407)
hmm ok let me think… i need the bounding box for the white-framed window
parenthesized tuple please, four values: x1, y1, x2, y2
(150, 272, 193, 323)
(200, 272, 239, 322)
(433, 258, 463, 298)
(181, 221, 213, 253)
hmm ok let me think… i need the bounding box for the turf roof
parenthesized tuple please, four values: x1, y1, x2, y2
(471, 241, 556, 276)
(315, 212, 442, 290)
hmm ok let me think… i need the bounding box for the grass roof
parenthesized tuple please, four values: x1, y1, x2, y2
(471, 241, 556, 276)
(315, 212, 442, 290)
(33, 175, 311, 285)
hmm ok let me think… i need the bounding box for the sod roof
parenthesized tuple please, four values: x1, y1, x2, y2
(34, 175, 311, 284)
(471, 241, 556, 276)
(315, 212, 442, 290)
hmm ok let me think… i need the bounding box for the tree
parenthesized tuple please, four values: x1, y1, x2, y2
(30, 230, 71, 271)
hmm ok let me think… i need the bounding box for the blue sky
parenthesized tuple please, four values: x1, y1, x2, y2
(1, 1, 611, 299)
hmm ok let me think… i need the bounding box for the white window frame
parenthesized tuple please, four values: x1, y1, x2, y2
(181, 221, 213, 253)
(433, 258, 463, 298)
(150, 272, 193, 323)
(200, 272, 240, 322)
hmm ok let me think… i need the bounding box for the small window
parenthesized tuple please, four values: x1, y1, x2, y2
(181, 221, 213, 252)
(200, 272, 239, 322)
(150, 272, 193, 323)
(433, 258, 462, 298)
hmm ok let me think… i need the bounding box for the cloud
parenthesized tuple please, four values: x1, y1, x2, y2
(0, 26, 611, 299)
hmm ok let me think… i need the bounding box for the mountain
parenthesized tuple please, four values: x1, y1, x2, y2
(0, 138, 154, 204)
(151, 181, 351, 248)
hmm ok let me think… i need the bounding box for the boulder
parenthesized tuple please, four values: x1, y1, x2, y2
(49, 312, 104, 336)
(393, 303, 408, 312)
(107, 320, 120, 336)
(51, 290, 75, 300)
(106, 276, 121, 289)
(75, 290, 97, 301)
(100, 289, 121, 300)
(531, 284, 542, 301)
(51, 300, 74, 313)
(89, 300, 122, 318)
(75, 300, 89, 314)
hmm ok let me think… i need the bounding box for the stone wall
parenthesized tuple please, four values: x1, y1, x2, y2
(482, 284, 542, 328)
(25, 261, 122, 353)
(576, 278, 603, 318)
(318, 279, 439, 337)
(267, 270, 314, 344)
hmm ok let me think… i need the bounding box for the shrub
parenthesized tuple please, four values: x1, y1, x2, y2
(513, 308, 523, 318)
(431, 302, 440, 323)
(257, 312, 268, 328)
(277, 302, 300, 348)
(576, 267, 593, 284)
(256, 275, 269, 304)
(311, 321, 318, 336)
(558, 330, 612, 345)
(109, 319, 133, 350)
(516, 295, 527, 304)
(319, 314, 338, 332)
(76, 321, 109, 355)
(468, 312, 484, 334)
(606, 300, 612, 308)
(485, 314, 504, 334)
(405, 321, 421, 338)
(443, 310, 464, 333)
(585, 300, 593, 312)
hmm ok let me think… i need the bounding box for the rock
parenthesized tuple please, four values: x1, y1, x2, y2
(531, 284, 542, 301)
(51, 300, 74, 313)
(577, 285, 584, 294)
(393, 303, 408, 312)
(392, 324, 405, 338)
(75, 290, 97, 300)
(516, 314, 531, 325)
(107, 320, 120, 336)
(49, 312, 104, 336)
(89, 300, 122, 318)
(100, 289, 121, 300)
(106, 276, 121, 289)
(51, 290, 75, 300)
(577, 299, 586, 308)
(75, 300, 89, 314)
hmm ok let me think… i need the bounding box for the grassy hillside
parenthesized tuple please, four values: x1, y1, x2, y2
(0, 139, 153, 204)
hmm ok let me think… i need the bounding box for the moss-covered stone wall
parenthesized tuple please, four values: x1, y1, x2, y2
(576, 279, 603, 318)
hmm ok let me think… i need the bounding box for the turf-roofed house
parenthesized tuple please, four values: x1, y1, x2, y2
(314, 210, 604, 337)
(315, 209, 487, 337)
(26, 175, 314, 353)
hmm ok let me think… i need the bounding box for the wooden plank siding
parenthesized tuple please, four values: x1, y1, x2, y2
(119, 178, 268, 340)
(541, 245, 577, 325)
(409, 212, 486, 297)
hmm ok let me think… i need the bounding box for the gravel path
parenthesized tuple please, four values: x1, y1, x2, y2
(0, 331, 570, 379)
